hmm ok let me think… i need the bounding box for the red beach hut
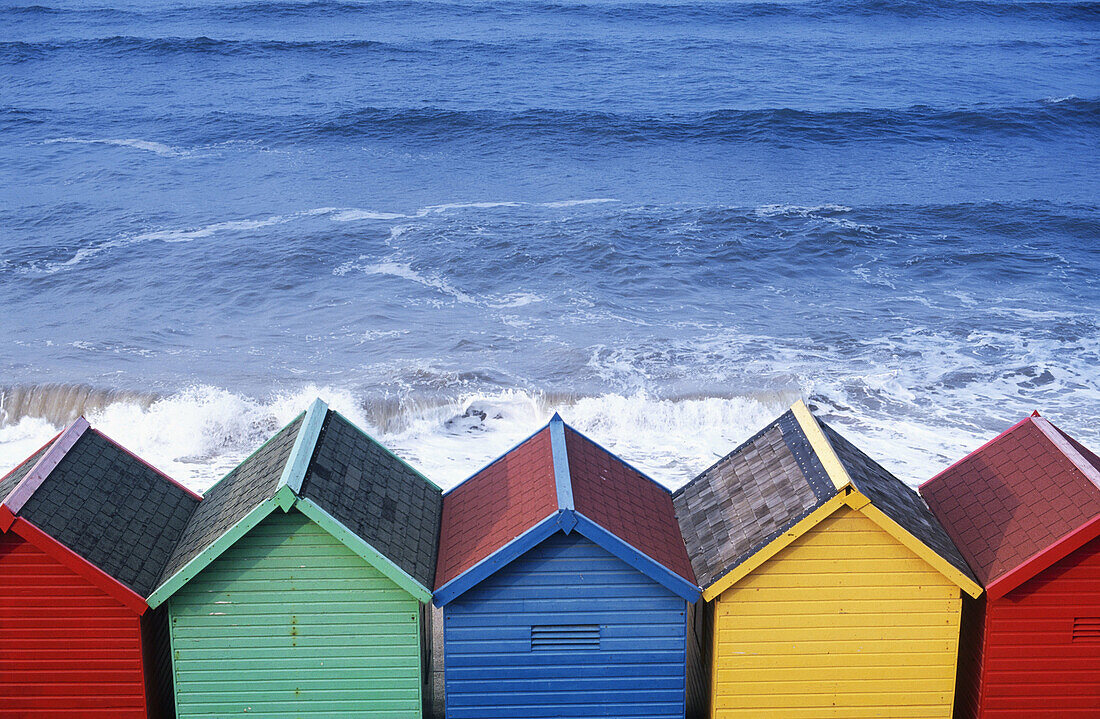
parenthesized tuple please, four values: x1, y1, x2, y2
(0, 418, 200, 718)
(920, 412, 1100, 718)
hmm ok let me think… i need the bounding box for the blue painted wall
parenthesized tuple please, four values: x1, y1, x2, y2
(443, 530, 688, 718)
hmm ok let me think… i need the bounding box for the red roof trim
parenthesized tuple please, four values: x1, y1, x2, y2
(919, 415, 1032, 491)
(5, 516, 148, 614)
(91, 428, 202, 501)
(987, 512, 1100, 600)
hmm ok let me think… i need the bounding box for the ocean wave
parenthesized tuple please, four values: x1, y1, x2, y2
(9, 0, 1095, 23)
(14, 102, 1100, 147)
(138, 100, 1095, 147)
(0, 382, 800, 491)
(43, 137, 183, 156)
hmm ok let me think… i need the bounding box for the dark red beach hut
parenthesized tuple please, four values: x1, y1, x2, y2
(0, 418, 200, 718)
(920, 412, 1100, 718)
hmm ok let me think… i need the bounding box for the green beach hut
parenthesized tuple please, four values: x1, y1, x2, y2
(145, 398, 442, 718)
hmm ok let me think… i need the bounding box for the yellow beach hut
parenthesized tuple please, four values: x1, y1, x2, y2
(672, 401, 982, 719)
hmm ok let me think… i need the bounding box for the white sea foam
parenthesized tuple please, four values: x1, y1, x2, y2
(0, 385, 794, 493)
(45, 137, 182, 157)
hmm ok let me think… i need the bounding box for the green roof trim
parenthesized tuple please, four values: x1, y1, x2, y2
(277, 398, 328, 496)
(295, 496, 433, 604)
(146, 497, 281, 609)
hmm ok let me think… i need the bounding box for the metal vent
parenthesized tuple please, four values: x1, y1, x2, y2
(1072, 617, 1100, 643)
(531, 624, 600, 651)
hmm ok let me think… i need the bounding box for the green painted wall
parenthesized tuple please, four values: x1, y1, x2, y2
(168, 509, 423, 718)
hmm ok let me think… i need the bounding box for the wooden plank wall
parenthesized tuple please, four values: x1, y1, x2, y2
(712, 506, 962, 719)
(169, 510, 423, 718)
(443, 531, 689, 718)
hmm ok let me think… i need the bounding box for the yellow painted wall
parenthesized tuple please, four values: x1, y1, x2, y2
(712, 505, 962, 719)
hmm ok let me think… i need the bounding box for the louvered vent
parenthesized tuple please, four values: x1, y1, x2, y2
(531, 624, 600, 651)
(1072, 617, 1100, 643)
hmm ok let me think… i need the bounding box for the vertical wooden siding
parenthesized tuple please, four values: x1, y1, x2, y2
(444, 531, 688, 719)
(713, 506, 962, 719)
(978, 535, 1100, 718)
(0, 532, 148, 718)
(169, 510, 422, 718)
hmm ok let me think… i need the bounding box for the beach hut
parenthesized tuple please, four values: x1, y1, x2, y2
(920, 412, 1100, 718)
(0, 417, 201, 718)
(672, 400, 982, 719)
(434, 413, 701, 719)
(145, 398, 443, 719)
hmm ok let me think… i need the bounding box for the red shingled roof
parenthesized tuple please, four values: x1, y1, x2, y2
(434, 428, 558, 588)
(920, 416, 1100, 590)
(566, 427, 695, 584)
(435, 419, 697, 591)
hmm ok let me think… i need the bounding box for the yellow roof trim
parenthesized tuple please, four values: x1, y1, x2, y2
(858, 498, 983, 598)
(790, 399, 851, 491)
(703, 491, 849, 601)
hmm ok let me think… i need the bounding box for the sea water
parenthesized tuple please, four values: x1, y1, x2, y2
(1, 0, 1098, 490)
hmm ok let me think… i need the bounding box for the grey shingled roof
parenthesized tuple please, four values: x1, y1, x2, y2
(820, 422, 978, 583)
(672, 410, 834, 589)
(0, 436, 55, 504)
(18, 430, 200, 597)
(301, 411, 442, 589)
(158, 414, 303, 583)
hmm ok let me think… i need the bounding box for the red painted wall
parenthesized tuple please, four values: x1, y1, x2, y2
(0, 531, 148, 718)
(968, 534, 1100, 718)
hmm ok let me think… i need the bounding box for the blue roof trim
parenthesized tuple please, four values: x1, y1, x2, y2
(573, 512, 701, 603)
(433, 511, 565, 606)
(442, 420, 550, 497)
(549, 413, 574, 511)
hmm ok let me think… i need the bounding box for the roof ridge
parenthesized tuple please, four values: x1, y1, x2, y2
(1032, 416, 1100, 492)
(789, 399, 851, 491)
(2, 417, 89, 516)
(549, 414, 574, 510)
(276, 397, 328, 498)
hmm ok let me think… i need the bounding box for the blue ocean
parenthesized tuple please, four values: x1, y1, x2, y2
(1, 0, 1098, 490)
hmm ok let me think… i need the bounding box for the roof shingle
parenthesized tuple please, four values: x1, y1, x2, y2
(16, 429, 200, 597)
(567, 426, 695, 584)
(672, 410, 832, 589)
(434, 428, 557, 588)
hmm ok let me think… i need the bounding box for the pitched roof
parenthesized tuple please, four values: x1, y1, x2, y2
(434, 427, 557, 588)
(0, 422, 201, 599)
(920, 414, 1100, 596)
(672, 408, 834, 588)
(434, 415, 696, 603)
(821, 422, 976, 583)
(300, 411, 442, 589)
(157, 413, 304, 583)
(674, 400, 979, 597)
(567, 426, 696, 583)
(153, 399, 442, 605)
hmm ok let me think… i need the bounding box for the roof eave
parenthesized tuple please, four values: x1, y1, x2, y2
(986, 512, 1100, 601)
